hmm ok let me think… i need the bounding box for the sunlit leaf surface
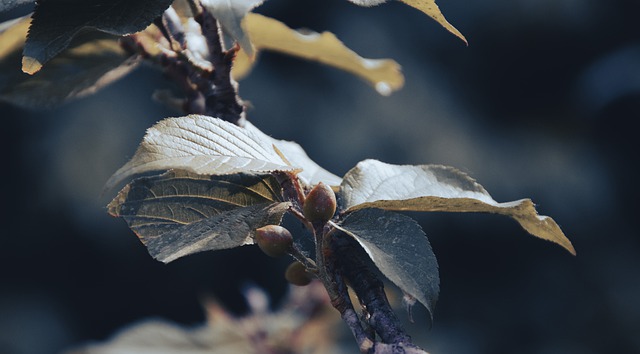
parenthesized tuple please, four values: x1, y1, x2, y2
(339, 159, 575, 254)
(104, 115, 295, 191)
(244, 121, 343, 186)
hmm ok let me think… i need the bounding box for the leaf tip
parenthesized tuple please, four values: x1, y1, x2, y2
(565, 240, 577, 256)
(106, 183, 131, 217)
(399, 0, 468, 45)
(21, 55, 42, 75)
(375, 81, 393, 96)
(511, 200, 576, 256)
(438, 17, 467, 46)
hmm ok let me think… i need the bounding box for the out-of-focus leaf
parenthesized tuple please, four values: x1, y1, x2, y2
(67, 320, 230, 354)
(104, 115, 296, 192)
(244, 121, 343, 186)
(0, 0, 34, 14)
(66, 283, 344, 354)
(0, 18, 139, 108)
(346, 0, 466, 44)
(108, 170, 289, 263)
(233, 13, 404, 96)
(333, 208, 439, 319)
(22, 0, 173, 74)
(0, 16, 29, 58)
(339, 159, 576, 254)
(200, 0, 264, 55)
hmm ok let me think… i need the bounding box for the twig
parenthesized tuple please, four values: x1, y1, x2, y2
(161, 6, 187, 49)
(319, 225, 374, 353)
(331, 232, 429, 353)
(195, 6, 245, 124)
(185, 0, 201, 17)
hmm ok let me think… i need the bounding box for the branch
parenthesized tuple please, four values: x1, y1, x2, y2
(332, 232, 428, 353)
(122, 6, 245, 125)
(319, 227, 375, 353)
(194, 6, 245, 125)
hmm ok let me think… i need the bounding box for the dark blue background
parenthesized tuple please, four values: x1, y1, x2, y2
(2, 0, 639, 353)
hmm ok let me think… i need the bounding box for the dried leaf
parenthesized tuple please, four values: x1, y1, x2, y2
(233, 13, 404, 96)
(399, 0, 467, 44)
(22, 0, 173, 74)
(333, 208, 439, 319)
(108, 170, 289, 263)
(339, 159, 576, 254)
(104, 115, 295, 192)
(346, 0, 467, 44)
(0, 18, 138, 108)
(200, 0, 264, 55)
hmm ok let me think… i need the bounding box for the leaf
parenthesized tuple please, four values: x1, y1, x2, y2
(66, 320, 229, 354)
(333, 208, 439, 319)
(346, 0, 467, 44)
(108, 170, 289, 263)
(200, 0, 265, 56)
(0, 0, 34, 13)
(0, 18, 139, 108)
(104, 115, 296, 192)
(399, 0, 467, 44)
(0, 16, 29, 60)
(67, 283, 341, 354)
(339, 159, 576, 255)
(233, 13, 404, 96)
(244, 121, 343, 186)
(22, 0, 173, 74)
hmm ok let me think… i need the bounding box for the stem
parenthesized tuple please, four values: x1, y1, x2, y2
(317, 224, 374, 353)
(161, 6, 187, 49)
(195, 6, 245, 125)
(333, 234, 411, 345)
(127, 6, 245, 123)
(273, 153, 423, 352)
(185, 0, 201, 17)
(288, 244, 317, 272)
(273, 171, 315, 233)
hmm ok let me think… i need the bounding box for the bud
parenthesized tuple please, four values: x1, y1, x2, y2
(255, 225, 293, 258)
(303, 182, 337, 223)
(285, 261, 312, 286)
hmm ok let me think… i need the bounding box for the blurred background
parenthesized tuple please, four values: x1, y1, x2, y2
(2, 0, 639, 353)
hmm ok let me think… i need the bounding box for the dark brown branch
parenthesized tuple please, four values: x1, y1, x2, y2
(194, 6, 245, 125)
(331, 232, 425, 352)
(123, 6, 245, 125)
(320, 227, 374, 353)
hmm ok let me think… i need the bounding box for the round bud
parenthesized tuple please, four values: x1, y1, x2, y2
(255, 225, 293, 258)
(285, 261, 312, 286)
(303, 182, 337, 223)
